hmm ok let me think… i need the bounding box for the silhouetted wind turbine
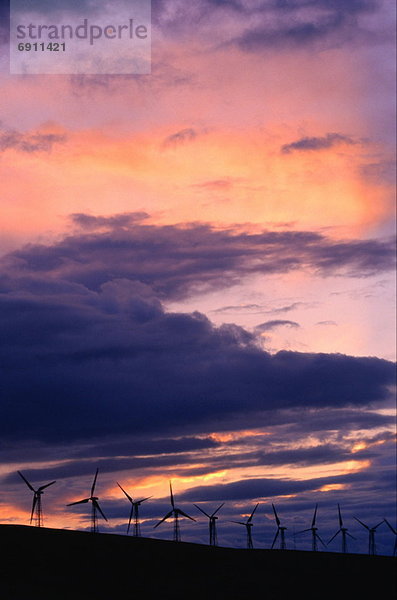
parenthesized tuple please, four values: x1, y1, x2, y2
(354, 517, 383, 555)
(271, 503, 287, 550)
(117, 482, 152, 536)
(383, 519, 397, 556)
(230, 503, 259, 549)
(67, 468, 107, 533)
(296, 504, 326, 552)
(327, 504, 355, 553)
(17, 471, 56, 527)
(194, 502, 224, 546)
(154, 482, 195, 542)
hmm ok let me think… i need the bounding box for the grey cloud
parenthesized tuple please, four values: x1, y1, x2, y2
(270, 302, 311, 313)
(0, 128, 66, 153)
(2, 218, 394, 303)
(71, 212, 150, 230)
(255, 319, 300, 332)
(230, 0, 380, 52)
(162, 128, 198, 148)
(211, 304, 264, 314)
(281, 133, 358, 154)
(178, 471, 372, 502)
(153, 0, 378, 45)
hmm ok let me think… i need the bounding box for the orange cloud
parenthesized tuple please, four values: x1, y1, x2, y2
(2, 123, 389, 256)
(318, 483, 348, 492)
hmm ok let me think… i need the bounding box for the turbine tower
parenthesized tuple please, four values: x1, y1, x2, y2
(296, 504, 326, 552)
(67, 468, 107, 533)
(383, 519, 397, 556)
(327, 504, 355, 553)
(271, 503, 287, 550)
(194, 502, 224, 546)
(17, 471, 56, 527)
(154, 481, 195, 542)
(354, 517, 383, 555)
(230, 503, 259, 549)
(117, 482, 152, 536)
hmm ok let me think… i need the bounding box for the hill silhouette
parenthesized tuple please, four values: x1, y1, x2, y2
(1, 524, 395, 600)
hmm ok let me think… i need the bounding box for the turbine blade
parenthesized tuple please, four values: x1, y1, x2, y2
(311, 504, 318, 528)
(17, 471, 35, 492)
(177, 509, 196, 521)
(296, 528, 312, 534)
(91, 468, 99, 497)
(272, 504, 280, 527)
(117, 482, 133, 504)
(337, 504, 343, 528)
(247, 502, 259, 523)
(154, 510, 173, 528)
(211, 502, 225, 518)
(373, 521, 384, 530)
(327, 529, 341, 544)
(230, 521, 245, 526)
(137, 496, 152, 504)
(346, 532, 356, 540)
(30, 495, 37, 524)
(271, 529, 280, 550)
(315, 533, 327, 548)
(354, 517, 369, 530)
(384, 519, 397, 534)
(38, 480, 56, 492)
(127, 505, 134, 534)
(93, 499, 107, 522)
(67, 498, 90, 506)
(194, 504, 211, 518)
(169, 481, 175, 509)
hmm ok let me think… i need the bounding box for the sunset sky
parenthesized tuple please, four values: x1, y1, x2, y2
(0, 0, 396, 554)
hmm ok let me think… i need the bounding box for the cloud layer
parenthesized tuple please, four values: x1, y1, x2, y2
(0, 215, 395, 447)
(3, 214, 395, 301)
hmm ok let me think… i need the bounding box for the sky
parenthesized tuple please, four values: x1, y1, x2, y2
(0, 0, 396, 555)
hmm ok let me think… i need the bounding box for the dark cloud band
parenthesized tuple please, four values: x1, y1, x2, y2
(0, 215, 395, 445)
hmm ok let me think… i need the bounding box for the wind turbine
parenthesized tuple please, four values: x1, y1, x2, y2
(271, 503, 287, 550)
(17, 471, 56, 527)
(67, 468, 107, 533)
(296, 504, 326, 552)
(327, 504, 355, 553)
(230, 503, 259, 549)
(354, 517, 383, 555)
(383, 519, 397, 556)
(154, 481, 195, 542)
(194, 502, 224, 546)
(117, 482, 152, 536)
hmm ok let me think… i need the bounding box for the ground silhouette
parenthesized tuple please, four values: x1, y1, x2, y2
(1, 525, 395, 600)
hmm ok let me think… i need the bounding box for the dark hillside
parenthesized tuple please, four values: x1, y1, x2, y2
(0, 525, 395, 600)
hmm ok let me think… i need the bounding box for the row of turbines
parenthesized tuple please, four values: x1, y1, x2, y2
(16, 469, 397, 556)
